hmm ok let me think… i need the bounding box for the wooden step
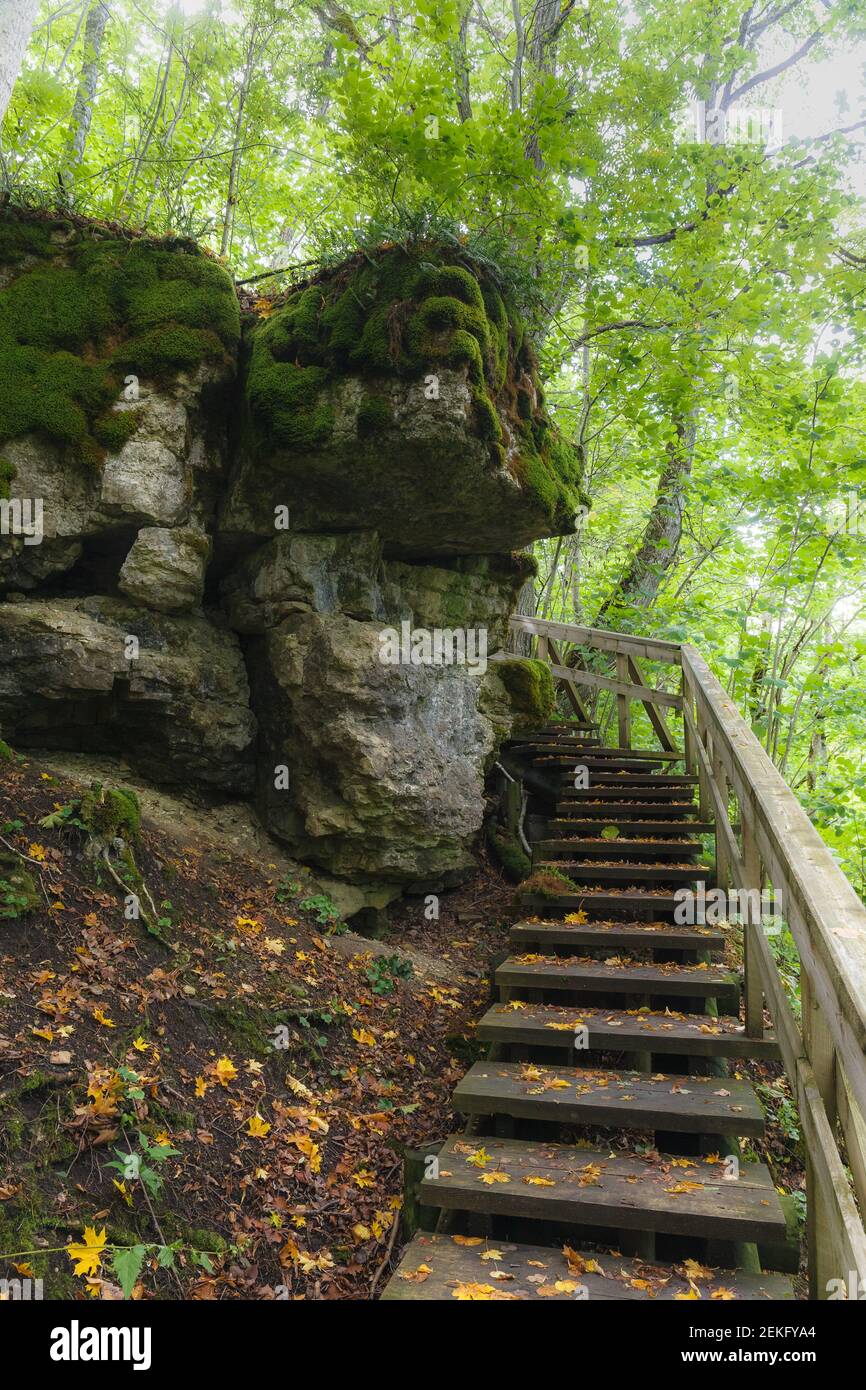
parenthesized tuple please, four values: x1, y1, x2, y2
(418, 1134, 788, 1245)
(453, 1061, 765, 1136)
(528, 745, 681, 759)
(511, 917, 724, 951)
(534, 864, 709, 885)
(550, 820, 716, 837)
(556, 774, 699, 787)
(518, 890, 685, 915)
(531, 757, 670, 773)
(554, 802, 697, 818)
(559, 786, 697, 801)
(497, 954, 739, 1005)
(382, 1232, 793, 1301)
(478, 1002, 781, 1060)
(537, 839, 705, 859)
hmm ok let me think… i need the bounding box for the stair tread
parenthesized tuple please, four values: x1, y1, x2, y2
(478, 1001, 779, 1059)
(382, 1232, 793, 1301)
(454, 1061, 764, 1135)
(517, 891, 688, 914)
(419, 1134, 787, 1243)
(511, 917, 723, 950)
(535, 864, 709, 883)
(498, 954, 738, 998)
(538, 840, 704, 856)
(553, 817, 717, 828)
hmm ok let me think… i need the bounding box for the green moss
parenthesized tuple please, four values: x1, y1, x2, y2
(0, 739, 13, 760)
(0, 207, 239, 466)
(92, 409, 138, 453)
(79, 782, 141, 840)
(0, 850, 39, 919)
(0, 456, 13, 499)
(519, 866, 581, 897)
(496, 657, 556, 721)
(357, 392, 392, 436)
(242, 242, 585, 521)
(486, 823, 531, 881)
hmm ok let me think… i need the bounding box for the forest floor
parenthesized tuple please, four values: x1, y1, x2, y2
(0, 749, 514, 1300)
(0, 749, 806, 1299)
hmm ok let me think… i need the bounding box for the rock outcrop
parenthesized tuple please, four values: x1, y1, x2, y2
(0, 208, 573, 913)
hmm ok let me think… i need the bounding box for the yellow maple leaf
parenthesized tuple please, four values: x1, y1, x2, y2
(352, 1027, 376, 1047)
(28, 843, 47, 862)
(711, 1286, 736, 1300)
(263, 937, 285, 955)
(247, 1113, 271, 1138)
(353, 1223, 371, 1241)
(194, 1076, 207, 1098)
(352, 1168, 376, 1189)
(480, 1171, 511, 1185)
(92, 1008, 115, 1028)
(452, 1235, 483, 1246)
(214, 1056, 238, 1087)
(466, 1146, 491, 1169)
(675, 1284, 702, 1300)
(452, 1282, 498, 1300)
(132, 1036, 149, 1052)
(66, 1226, 107, 1278)
(524, 1175, 555, 1186)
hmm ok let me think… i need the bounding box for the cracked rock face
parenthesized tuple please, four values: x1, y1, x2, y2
(0, 596, 255, 793)
(249, 610, 509, 888)
(0, 220, 564, 904)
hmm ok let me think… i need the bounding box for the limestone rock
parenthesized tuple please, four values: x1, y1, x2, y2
(119, 527, 210, 613)
(222, 531, 386, 632)
(250, 610, 500, 886)
(0, 596, 254, 792)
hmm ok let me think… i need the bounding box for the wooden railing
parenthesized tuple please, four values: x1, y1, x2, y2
(504, 613, 866, 1298)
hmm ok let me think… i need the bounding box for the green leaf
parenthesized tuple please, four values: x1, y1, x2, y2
(112, 1244, 148, 1299)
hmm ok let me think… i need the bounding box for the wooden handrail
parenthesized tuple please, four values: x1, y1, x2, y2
(512, 612, 866, 1296)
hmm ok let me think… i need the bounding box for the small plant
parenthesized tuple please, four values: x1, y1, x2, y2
(275, 874, 303, 903)
(300, 893, 343, 930)
(107, 1131, 181, 1200)
(364, 954, 413, 995)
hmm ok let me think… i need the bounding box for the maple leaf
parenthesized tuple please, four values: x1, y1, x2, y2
(711, 1286, 736, 1300)
(353, 1223, 371, 1241)
(524, 1175, 555, 1186)
(682, 1258, 714, 1281)
(28, 843, 47, 862)
(465, 1146, 491, 1169)
(132, 1036, 149, 1052)
(675, 1284, 702, 1300)
(247, 1113, 271, 1138)
(352, 1168, 376, 1189)
(479, 1171, 510, 1185)
(263, 937, 285, 955)
(92, 1008, 115, 1028)
(452, 1282, 499, 1300)
(352, 1027, 376, 1047)
(452, 1235, 483, 1246)
(194, 1076, 208, 1098)
(66, 1226, 107, 1278)
(213, 1056, 238, 1087)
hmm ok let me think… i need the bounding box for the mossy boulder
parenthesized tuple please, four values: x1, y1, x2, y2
(494, 657, 556, 722)
(79, 782, 142, 840)
(0, 206, 239, 470)
(222, 244, 586, 555)
(487, 823, 531, 881)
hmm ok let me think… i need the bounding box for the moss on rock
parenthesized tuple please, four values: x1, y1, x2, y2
(243, 243, 583, 529)
(496, 657, 556, 721)
(486, 823, 531, 881)
(0, 206, 239, 468)
(79, 782, 141, 841)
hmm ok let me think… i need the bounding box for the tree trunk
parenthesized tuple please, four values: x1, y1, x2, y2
(220, 26, 258, 259)
(597, 411, 696, 619)
(61, 1, 111, 191)
(0, 0, 41, 127)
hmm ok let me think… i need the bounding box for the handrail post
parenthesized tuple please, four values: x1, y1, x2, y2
(803, 970, 838, 1299)
(682, 667, 696, 775)
(741, 807, 764, 1039)
(615, 652, 631, 749)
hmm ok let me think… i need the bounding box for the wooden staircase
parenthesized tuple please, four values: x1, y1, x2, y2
(383, 723, 794, 1301)
(382, 614, 866, 1302)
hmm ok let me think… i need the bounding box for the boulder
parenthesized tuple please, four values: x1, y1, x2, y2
(250, 610, 509, 887)
(0, 596, 255, 792)
(221, 530, 386, 632)
(119, 526, 210, 613)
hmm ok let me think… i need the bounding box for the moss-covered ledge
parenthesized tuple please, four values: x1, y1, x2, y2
(224, 243, 587, 555)
(0, 206, 239, 471)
